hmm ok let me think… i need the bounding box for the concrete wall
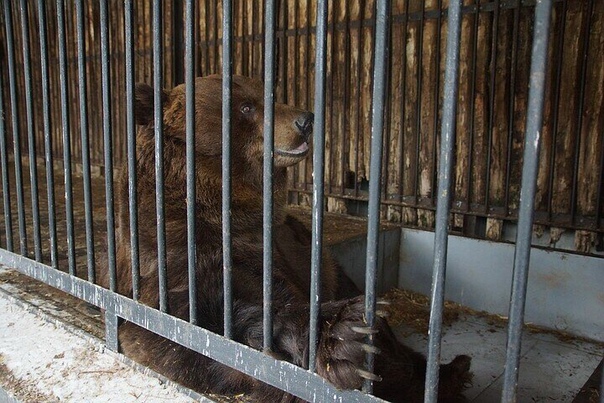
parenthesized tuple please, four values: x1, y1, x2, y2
(398, 228, 604, 343)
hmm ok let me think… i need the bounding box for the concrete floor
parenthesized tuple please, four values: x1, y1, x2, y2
(394, 314, 604, 402)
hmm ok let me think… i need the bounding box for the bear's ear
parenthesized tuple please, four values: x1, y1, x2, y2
(134, 83, 169, 126)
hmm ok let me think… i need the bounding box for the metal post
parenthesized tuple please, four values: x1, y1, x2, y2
(308, 0, 328, 373)
(19, 0, 42, 262)
(501, 1, 553, 401)
(186, 0, 198, 326)
(424, 0, 463, 401)
(363, 0, 390, 394)
(221, 0, 233, 337)
(75, 0, 96, 282)
(56, 0, 76, 276)
(100, 0, 116, 290)
(3, 1, 27, 258)
(124, 0, 140, 300)
(37, 0, 58, 270)
(262, 0, 276, 352)
(153, 0, 168, 313)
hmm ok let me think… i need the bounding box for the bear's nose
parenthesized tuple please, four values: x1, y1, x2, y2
(295, 112, 314, 140)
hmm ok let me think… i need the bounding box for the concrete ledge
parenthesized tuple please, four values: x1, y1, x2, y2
(0, 290, 210, 403)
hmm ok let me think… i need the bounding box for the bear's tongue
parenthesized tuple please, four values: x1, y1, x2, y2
(291, 142, 309, 154)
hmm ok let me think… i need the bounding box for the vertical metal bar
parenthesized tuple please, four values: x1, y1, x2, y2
(504, 3, 521, 215)
(302, 0, 312, 193)
(569, 0, 594, 227)
(465, 1, 480, 216)
(413, 2, 425, 207)
(186, 0, 198, 325)
(124, 0, 140, 300)
(397, 0, 410, 201)
(0, 68, 13, 252)
(3, 0, 27, 257)
(203, 0, 211, 75)
(484, 0, 499, 214)
(104, 309, 119, 352)
(547, 1, 566, 224)
(221, 0, 233, 337)
(153, 0, 168, 313)
(173, 0, 184, 85)
(424, 0, 463, 401)
(341, 0, 351, 197)
(501, 1, 552, 401)
(292, 0, 299, 105)
(279, 0, 288, 103)
(213, 0, 219, 73)
(75, 0, 96, 282)
(308, 0, 328, 373)
(327, 1, 336, 197)
(597, 128, 604, 231)
(56, 0, 76, 276)
(600, 363, 604, 403)
(19, 0, 42, 262)
(431, 0, 443, 209)
(37, 0, 58, 270)
(100, 0, 116, 290)
(363, 0, 390, 394)
(354, 0, 366, 199)
(263, 0, 276, 352)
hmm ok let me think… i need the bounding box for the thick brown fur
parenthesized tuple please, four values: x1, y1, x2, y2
(99, 75, 471, 402)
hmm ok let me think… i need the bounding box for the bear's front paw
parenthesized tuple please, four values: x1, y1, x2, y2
(315, 296, 387, 390)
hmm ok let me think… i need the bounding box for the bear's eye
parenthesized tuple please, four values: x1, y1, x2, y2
(240, 102, 255, 115)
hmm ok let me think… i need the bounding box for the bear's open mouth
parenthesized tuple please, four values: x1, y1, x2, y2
(275, 142, 309, 158)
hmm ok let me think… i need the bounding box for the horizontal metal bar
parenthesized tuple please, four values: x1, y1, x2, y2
(0, 249, 384, 403)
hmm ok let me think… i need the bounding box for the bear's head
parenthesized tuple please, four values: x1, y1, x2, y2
(133, 75, 314, 174)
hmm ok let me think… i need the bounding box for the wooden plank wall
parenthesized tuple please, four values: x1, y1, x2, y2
(0, 1, 602, 251)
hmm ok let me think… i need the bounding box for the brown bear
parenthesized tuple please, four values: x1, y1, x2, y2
(103, 75, 471, 402)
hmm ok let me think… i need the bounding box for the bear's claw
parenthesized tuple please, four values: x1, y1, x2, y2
(351, 326, 378, 335)
(356, 369, 383, 382)
(361, 343, 381, 354)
